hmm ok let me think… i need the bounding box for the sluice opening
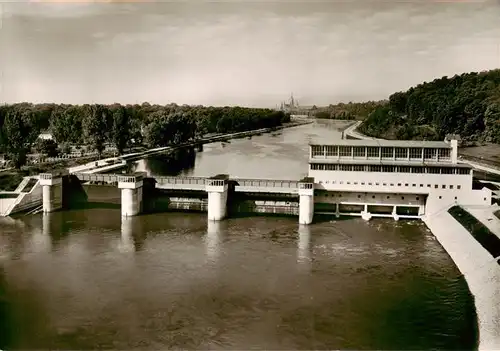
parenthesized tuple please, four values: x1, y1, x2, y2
(396, 206, 419, 216)
(367, 205, 393, 215)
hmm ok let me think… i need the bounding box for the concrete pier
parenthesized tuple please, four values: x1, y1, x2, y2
(206, 175, 229, 221)
(118, 175, 144, 217)
(39, 173, 63, 213)
(298, 178, 314, 225)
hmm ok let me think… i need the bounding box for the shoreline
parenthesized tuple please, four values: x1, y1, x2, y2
(346, 120, 500, 350)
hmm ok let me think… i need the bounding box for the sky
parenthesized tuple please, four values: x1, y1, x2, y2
(0, 0, 499, 107)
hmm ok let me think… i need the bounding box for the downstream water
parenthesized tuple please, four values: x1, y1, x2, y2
(0, 121, 477, 350)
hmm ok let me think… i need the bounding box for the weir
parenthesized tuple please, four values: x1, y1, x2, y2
(31, 138, 492, 224)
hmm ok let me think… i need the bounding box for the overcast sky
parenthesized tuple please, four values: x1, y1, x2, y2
(0, 0, 499, 107)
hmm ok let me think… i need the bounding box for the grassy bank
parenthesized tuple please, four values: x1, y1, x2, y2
(0, 156, 104, 191)
(448, 206, 500, 260)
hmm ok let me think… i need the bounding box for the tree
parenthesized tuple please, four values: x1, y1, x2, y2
(35, 138, 59, 157)
(82, 104, 108, 157)
(2, 108, 37, 168)
(110, 105, 130, 154)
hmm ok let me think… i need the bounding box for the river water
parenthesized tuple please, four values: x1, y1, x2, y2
(0, 120, 477, 350)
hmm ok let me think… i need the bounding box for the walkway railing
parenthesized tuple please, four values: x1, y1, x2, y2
(75, 173, 120, 183)
(234, 179, 299, 188)
(156, 176, 207, 186)
(72, 173, 303, 192)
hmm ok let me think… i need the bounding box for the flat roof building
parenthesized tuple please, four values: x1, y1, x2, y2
(306, 138, 491, 221)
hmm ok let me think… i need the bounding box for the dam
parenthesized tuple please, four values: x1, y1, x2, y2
(35, 136, 492, 224)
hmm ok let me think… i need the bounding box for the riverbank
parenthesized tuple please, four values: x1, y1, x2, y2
(348, 119, 500, 350)
(0, 118, 313, 191)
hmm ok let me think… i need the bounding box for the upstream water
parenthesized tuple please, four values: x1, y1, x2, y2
(0, 121, 477, 350)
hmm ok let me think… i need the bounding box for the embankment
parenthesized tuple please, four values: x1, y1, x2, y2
(424, 209, 500, 350)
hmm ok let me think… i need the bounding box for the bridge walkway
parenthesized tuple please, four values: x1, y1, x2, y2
(73, 173, 302, 194)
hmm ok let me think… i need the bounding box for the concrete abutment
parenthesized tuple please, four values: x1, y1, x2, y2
(39, 173, 64, 213)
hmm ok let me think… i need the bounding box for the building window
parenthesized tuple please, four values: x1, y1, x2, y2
(340, 165, 352, 171)
(416, 197, 419, 200)
(439, 148, 451, 160)
(454, 197, 457, 200)
(409, 148, 422, 160)
(339, 146, 351, 157)
(424, 148, 436, 160)
(372, 196, 375, 199)
(361, 182, 365, 185)
(439, 196, 442, 199)
(382, 165, 394, 173)
(354, 182, 358, 185)
(457, 185, 461, 190)
(395, 147, 408, 159)
(434, 185, 439, 189)
(427, 167, 440, 174)
(401, 196, 405, 200)
(399, 166, 411, 173)
(325, 145, 338, 156)
(353, 147, 365, 157)
(442, 185, 446, 189)
(397, 183, 402, 186)
(375, 183, 379, 186)
(387, 196, 390, 199)
(427, 184, 431, 188)
(390, 183, 394, 186)
(457, 168, 470, 175)
(450, 185, 454, 189)
(311, 145, 323, 157)
(352, 165, 364, 172)
(367, 147, 379, 158)
(381, 147, 393, 159)
(420, 184, 423, 187)
(412, 166, 424, 174)
(441, 167, 454, 174)
(405, 183, 409, 187)
(370, 165, 382, 172)
(383, 183, 387, 186)
(484, 198, 487, 201)
(412, 184, 416, 187)
(347, 182, 351, 184)
(357, 195, 361, 199)
(368, 183, 372, 185)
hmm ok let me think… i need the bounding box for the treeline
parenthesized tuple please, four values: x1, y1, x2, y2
(359, 69, 500, 143)
(310, 100, 388, 120)
(0, 103, 290, 168)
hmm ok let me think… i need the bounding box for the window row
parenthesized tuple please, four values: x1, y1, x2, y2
(311, 146, 451, 161)
(317, 179, 462, 190)
(310, 163, 470, 175)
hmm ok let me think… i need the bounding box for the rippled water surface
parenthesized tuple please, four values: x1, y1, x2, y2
(0, 121, 477, 349)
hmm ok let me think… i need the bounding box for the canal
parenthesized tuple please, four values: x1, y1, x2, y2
(0, 120, 477, 349)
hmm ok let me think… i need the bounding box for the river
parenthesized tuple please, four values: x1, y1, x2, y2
(0, 120, 477, 350)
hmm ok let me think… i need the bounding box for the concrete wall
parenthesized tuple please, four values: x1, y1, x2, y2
(8, 182, 43, 215)
(310, 170, 473, 195)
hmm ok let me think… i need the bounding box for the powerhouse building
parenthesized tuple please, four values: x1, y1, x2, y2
(307, 138, 491, 221)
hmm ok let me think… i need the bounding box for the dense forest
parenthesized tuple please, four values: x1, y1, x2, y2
(310, 100, 388, 120)
(0, 103, 290, 168)
(358, 69, 500, 143)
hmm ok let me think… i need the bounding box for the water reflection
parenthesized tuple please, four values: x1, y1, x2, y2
(119, 216, 135, 253)
(30, 214, 53, 253)
(297, 224, 311, 272)
(205, 220, 223, 263)
(134, 148, 196, 177)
